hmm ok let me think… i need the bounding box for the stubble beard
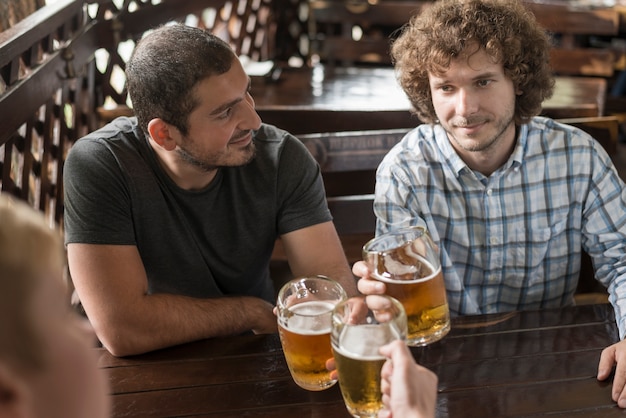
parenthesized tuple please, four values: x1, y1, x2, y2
(447, 112, 515, 154)
(176, 140, 257, 172)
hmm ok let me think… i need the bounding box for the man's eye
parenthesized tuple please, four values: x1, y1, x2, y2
(219, 108, 233, 119)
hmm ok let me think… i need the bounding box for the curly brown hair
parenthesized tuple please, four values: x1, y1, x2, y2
(391, 0, 555, 125)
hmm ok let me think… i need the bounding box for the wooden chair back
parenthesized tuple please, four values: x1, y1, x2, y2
(524, 2, 620, 77)
(558, 115, 621, 156)
(301, 128, 407, 240)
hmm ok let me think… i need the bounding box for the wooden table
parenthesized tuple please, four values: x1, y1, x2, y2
(99, 303, 621, 417)
(252, 66, 606, 135)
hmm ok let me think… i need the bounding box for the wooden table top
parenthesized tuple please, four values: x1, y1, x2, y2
(98, 303, 621, 417)
(252, 66, 605, 135)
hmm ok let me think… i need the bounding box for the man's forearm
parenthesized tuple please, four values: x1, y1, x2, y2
(327, 265, 359, 297)
(93, 293, 276, 357)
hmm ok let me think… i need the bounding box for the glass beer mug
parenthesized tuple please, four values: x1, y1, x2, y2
(331, 295, 407, 418)
(363, 226, 450, 346)
(276, 275, 347, 391)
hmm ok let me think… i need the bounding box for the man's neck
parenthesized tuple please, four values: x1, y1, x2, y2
(149, 138, 218, 190)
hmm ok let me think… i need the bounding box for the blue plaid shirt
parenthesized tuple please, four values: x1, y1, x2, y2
(375, 116, 626, 338)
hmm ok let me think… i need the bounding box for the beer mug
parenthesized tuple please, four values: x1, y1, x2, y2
(331, 295, 407, 418)
(363, 226, 450, 346)
(277, 275, 347, 391)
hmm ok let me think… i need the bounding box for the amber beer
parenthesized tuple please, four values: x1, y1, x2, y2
(331, 295, 407, 418)
(332, 326, 392, 417)
(364, 227, 450, 346)
(278, 300, 336, 391)
(276, 276, 347, 391)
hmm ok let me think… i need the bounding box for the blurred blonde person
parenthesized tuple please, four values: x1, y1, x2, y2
(0, 195, 109, 418)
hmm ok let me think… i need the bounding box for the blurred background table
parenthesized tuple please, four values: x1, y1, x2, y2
(253, 66, 607, 135)
(99, 303, 620, 417)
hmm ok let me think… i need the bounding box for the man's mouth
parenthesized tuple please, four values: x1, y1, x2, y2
(230, 131, 252, 145)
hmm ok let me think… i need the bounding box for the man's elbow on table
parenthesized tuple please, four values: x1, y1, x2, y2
(88, 293, 279, 357)
(88, 312, 154, 357)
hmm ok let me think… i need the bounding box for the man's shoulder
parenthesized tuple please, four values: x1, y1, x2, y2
(66, 117, 147, 177)
(252, 123, 308, 158)
(526, 116, 597, 147)
(253, 123, 292, 143)
(70, 117, 141, 155)
(527, 116, 584, 135)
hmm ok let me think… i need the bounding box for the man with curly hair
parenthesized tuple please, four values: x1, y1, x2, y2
(353, 0, 626, 407)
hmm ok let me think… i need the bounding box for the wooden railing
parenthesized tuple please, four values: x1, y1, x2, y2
(0, 0, 289, 227)
(0, 0, 46, 31)
(0, 0, 93, 226)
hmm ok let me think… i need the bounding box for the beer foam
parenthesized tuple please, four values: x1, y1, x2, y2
(334, 325, 402, 360)
(285, 300, 335, 335)
(373, 264, 441, 285)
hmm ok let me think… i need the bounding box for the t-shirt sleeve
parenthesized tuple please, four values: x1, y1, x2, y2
(275, 134, 332, 235)
(63, 137, 136, 245)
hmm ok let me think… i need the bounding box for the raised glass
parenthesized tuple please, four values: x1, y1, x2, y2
(363, 226, 450, 346)
(276, 275, 347, 391)
(331, 295, 407, 418)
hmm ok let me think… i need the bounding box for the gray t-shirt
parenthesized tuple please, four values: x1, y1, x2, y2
(64, 117, 331, 303)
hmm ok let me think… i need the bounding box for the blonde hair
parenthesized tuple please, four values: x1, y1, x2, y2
(0, 194, 65, 372)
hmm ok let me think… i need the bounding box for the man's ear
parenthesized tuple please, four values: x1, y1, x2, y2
(0, 362, 30, 418)
(147, 118, 179, 151)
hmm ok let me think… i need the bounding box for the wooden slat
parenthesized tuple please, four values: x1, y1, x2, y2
(0, 0, 82, 68)
(524, 2, 620, 77)
(0, 21, 98, 147)
(525, 3, 619, 37)
(257, 108, 418, 136)
(550, 48, 615, 78)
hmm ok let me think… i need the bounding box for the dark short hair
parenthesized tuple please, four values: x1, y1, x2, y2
(126, 24, 236, 136)
(391, 0, 554, 125)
